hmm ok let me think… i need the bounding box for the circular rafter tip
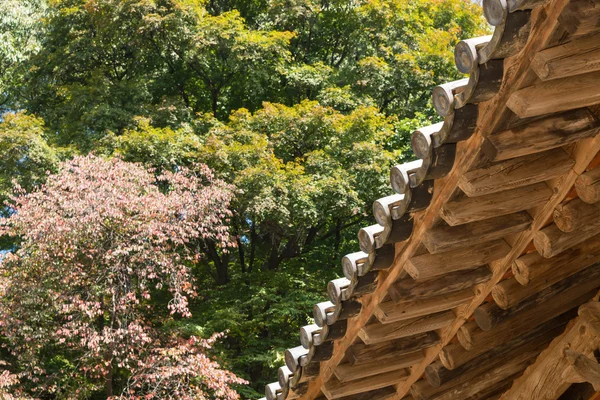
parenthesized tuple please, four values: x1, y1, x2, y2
(432, 78, 469, 117)
(411, 122, 444, 159)
(358, 223, 385, 254)
(483, 0, 508, 27)
(313, 301, 335, 327)
(278, 365, 293, 389)
(265, 381, 282, 400)
(454, 35, 493, 74)
(285, 346, 308, 373)
(300, 324, 321, 349)
(328, 277, 352, 304)
(342, 251, 368, 280)
(390, 159, 423, 195)
(373, 193, 410, 227)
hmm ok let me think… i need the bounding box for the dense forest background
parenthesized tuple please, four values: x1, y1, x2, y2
(0, 0, 488, 398)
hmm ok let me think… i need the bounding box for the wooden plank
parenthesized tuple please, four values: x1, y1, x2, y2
(405, 240, 510, 281)
(334, 352, 423, 383)
(507, 71, 600, 118)
(460, 148, 574, 196)
(376, 290, 473, 323)
(482, 108, 600, 161)
(388, 267, 491, 304)
(359, 311, 455, 345)
(441, 183, 552, 226)
(322, 371, 408, 399)
(565, 350, 600, 392)
(422, 212, 531, 254)
(531, 32, 600, 80)
(499, 298, 600, 400)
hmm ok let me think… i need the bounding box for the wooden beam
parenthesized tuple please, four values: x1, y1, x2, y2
(531, 32, 600, 81)
(426, 324, 561, 388)
(575, 166, 600, 204)
(476, 264, 600, 331)
(334, 352, 423, 383)
(388, 267, 491, 304)
(499, 298, 600, 399)
(564, 350, 600, 392)
(441, 182, 552, 226)
(559, 0, 600, 38)
(460, 288, 597, 350)
(322, 371, 408, 399)
(554, 198, 600, 232)
(405, 239, 510, 281)
(507, 71, 600, 118)
(346, 334, 439, 366)
(439, 312, 573, 370)
(460, 148, 574, 196)
(482, 108, 600, 161)
(495, 237, 600, 309)
(359, 311, 455, 345)
(534, 218, 600, 258)
(376, 290, 473, 323)
(422, 212, 531, 254)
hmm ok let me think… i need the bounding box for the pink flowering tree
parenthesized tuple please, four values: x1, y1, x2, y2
(0, 155, 246, 398)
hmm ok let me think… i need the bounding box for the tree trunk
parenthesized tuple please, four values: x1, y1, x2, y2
(237, 237, 246, 274)
(266, 237, 281, 270)
(207, 240, 229, 285)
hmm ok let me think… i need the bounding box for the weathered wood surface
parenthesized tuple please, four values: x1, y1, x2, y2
(507, 71, 600, 118)
(496, 237, 600, 308)
(359, 311, 455, 345)
(575, 166, 600, 204)
(459, 148, 574, 196)
(459, 287, 597, 351)
(558, 0, 600, 38)
(534, 218, 600, 258)
(476, 263, 600, 331)
(334, 352, 423, 383)
(531, 32, 600, 80)
(405, 240, 510, 281)
(376, 290, 473, 323)
(483, 108, 600, 161)
(422, 212, 531, 254)
(499, 298, 600, 400)
(412, 358, 531, 400)
(439, 312, 573, 370)
(564, 350, 600, 392)
(388, 267, 491, 304)
(441, 182, 552, 226)
(346, 334, 439, 366)
(322, 371, 408, 399)
(553, 198, 600, 232)
(426, 324, 561, 388)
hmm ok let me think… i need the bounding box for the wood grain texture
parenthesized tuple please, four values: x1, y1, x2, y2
(507, 71, 600, 118)
(531, 32, 600, 80)
(483, 108, 600, 161)
(441, 183, 552, 226)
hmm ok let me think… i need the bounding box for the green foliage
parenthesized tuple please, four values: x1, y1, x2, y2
(0, 112, 59, 207)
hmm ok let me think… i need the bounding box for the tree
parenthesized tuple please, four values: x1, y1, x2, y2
(0, 112, 59, 212)
(0, 0, 47, 110)
(0, 155, 244, 398)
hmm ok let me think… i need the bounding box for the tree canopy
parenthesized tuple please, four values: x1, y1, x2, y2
(0, 0, 488, 397)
